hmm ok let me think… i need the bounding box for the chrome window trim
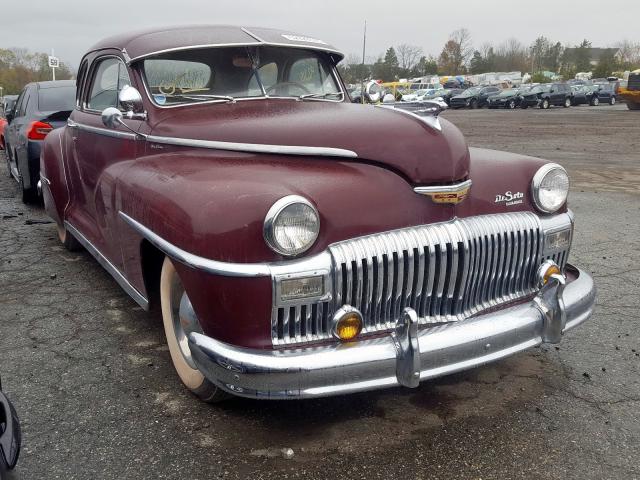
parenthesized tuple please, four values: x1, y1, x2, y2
(531, 163, 569, 214)
(82, 54, 132, 113)
(414, 179, 472, 195)
(64, 221, 149, 310)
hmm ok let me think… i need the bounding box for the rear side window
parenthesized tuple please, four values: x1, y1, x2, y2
(38, 86, 76, 112)
(87, 57, 132, 111)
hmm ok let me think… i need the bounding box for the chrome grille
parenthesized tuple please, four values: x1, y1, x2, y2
(272, 212, 570, 346)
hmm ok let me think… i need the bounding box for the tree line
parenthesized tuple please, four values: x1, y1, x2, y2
(339, 29, 640, 84)
(0, 48, 74, 96)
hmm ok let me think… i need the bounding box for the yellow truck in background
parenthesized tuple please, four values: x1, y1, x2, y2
(618, 70, 640, 110)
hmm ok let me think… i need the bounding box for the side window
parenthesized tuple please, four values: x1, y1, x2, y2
(87, 57, 132, 111)
(76, 60, 88, 107)
(13, 91, 25, 117)
(19, 89, 31, 116)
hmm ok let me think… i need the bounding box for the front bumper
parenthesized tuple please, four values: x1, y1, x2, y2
(188, 265, 595, 399)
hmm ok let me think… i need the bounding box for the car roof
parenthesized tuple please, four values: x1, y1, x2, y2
(87, 25, 344, 63)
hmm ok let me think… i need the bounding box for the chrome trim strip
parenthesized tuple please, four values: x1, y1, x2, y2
(119, 212, 272, 277)
(64, 221, 149, 310)
(414, 179, 473, 195)
(67, 120, 138, 140)
(146, 134, 357, 158)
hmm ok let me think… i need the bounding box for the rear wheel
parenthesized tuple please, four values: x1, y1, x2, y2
(563, 97, 571, 108)
(540, 98, 550, 109)
(591, 96, 600, 106)
(610, 96, 616, 105)
(470, 99, 478, 109)
(508, 99, 516, 109)
(19, 175, 38, 204)
(160, 257, 229, 403)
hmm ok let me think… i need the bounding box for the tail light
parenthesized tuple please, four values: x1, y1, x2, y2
(27, 121, 53, 140)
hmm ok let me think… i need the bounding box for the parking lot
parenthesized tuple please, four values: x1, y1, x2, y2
(0, 104, 638, 479)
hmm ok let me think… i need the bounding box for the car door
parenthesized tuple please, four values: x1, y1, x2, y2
(6, 87, 31, 177)
(67, 54, 143, 262)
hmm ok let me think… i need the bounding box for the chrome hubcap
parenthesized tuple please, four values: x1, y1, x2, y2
(170, 275, 202, 369)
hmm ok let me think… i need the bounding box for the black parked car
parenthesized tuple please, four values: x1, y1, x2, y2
(570, 85, 598, 106)
(592, 83, 617, 105)
(440, 88, 465, 106)
(449, 86, 501, 109)
(0, 376, 21, 478)
(487, 88, 522, 109)
(4, 80, 75, 203)
(520, 83, 572, 109)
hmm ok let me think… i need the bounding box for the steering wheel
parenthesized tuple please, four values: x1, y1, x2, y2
(265, 82, 311, 96)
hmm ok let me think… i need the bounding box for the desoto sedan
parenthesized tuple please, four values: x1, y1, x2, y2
(41, 26, 596, 401)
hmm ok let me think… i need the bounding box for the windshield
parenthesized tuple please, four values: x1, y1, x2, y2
(142, 46, 342, 106)
(498, 89, 516, 96)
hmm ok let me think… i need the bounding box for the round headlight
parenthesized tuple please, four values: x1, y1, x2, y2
(264, 195, 320, 256)
(532, 163, 569, 213)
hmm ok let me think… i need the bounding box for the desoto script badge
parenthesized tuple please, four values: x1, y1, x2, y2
(495, 191, 524, 206)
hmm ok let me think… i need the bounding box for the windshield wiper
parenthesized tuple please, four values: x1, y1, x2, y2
(298, 92, 344, 101)
(170, 94, 235, 103)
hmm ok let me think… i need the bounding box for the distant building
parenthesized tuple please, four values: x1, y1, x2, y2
(563, 47, 620, 66)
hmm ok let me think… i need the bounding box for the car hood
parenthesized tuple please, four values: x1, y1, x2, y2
(148, 100, 470, 185)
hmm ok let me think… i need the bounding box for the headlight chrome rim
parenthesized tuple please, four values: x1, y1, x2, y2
(532, 163, 569, 214)
(264, 195, 320, 257)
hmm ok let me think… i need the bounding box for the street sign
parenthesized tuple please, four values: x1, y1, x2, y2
(48, 56, 59, 68)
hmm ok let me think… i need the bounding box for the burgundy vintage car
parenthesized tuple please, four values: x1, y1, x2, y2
(40, 25, 596, 401)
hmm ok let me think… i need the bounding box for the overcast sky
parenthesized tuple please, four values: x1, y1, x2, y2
(1, 0, 637, 69)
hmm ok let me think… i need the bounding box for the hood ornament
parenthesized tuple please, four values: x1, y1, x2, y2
(414, 179, 472, 204)
(377, 99, 449, 132)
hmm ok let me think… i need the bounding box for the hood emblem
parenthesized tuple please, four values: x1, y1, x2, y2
(494, 191, 524, 206)
(414, 180, 472, 205)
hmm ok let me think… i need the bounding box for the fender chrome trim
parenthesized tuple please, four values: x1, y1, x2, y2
(119, 212, 272, 277)
(146, 134, 358, 158)
(64, 221, 149, 310)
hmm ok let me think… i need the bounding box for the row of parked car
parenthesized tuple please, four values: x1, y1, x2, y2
(447, 82, 617, 110)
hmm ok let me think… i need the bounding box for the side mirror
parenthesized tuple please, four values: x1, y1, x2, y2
(101, 107, 124, 129)
(364, 81, 381, 104)
(0, 385, 21, 472)
(118, 85, 145, 118)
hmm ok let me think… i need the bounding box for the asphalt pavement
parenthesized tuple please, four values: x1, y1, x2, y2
(0, 104, 638, 479)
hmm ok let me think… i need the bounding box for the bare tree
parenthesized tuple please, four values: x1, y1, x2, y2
(449, 28, 474, 66)
(396, 44, 424, 71)
(616, 39, 640, 69)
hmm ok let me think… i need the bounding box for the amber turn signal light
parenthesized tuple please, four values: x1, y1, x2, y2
(537, 260, 562, 287)
(332, 306, 363, 341)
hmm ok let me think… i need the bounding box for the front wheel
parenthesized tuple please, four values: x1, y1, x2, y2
(470, 99, 478, 109)
(610, 96, 616, 105)
(508, 100, 516, 109)
(540, 98, 550, 109)
(160, 257, 229, 403)
(563, 97, 571, 108)
(591, 97, 600, 106)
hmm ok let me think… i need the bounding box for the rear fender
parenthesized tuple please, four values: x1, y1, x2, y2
(40, 127, 70, 226)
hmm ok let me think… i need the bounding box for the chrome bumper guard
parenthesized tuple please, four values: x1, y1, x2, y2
(188, 265, 595, 399)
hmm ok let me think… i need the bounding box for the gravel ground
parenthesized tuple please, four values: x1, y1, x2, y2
(0, 104, 638, 479)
